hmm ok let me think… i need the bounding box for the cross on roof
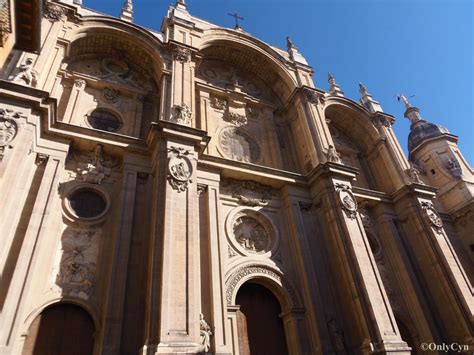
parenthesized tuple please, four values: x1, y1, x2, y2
(228, 12, 244, 29)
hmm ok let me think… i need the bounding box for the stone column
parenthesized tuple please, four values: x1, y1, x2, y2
(100, 162, 138, 354)
(141, 121, 209, 354)
(308, 164, 410, 354)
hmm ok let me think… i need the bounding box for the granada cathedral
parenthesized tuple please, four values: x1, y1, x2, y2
(0, 0, 472, 354)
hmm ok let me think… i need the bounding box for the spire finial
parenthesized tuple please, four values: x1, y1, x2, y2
(398, 93, 422, 124)
(359, 82, 368, 96)
(176, 0, 187, 9)
(286, 36, 296, 51)
(327, 73, 344, 97)
(120, 0, 133, 22)
(397, 94, 411, 110)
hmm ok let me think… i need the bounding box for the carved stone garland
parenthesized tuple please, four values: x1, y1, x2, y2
(420, 201, 443, 233)
(43, 2, 67, 22)
(221, 178, 273, 207)
(56, 229, 100, 299)
(167, 146, 193, 192)
(335, 183, 358, 219)
(0, 108, 21, 161)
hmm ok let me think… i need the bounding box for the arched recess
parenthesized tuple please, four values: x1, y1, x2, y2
(21, 302, 95, 355)
(225, 264, 305, 354)
(236, 282, 289, 355)
(53, 19, 166, 138)
(196, 30, 301, 171)
(325, 99, 400, 192)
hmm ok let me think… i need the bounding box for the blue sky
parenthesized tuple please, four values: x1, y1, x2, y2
(83, 0, 473, 164)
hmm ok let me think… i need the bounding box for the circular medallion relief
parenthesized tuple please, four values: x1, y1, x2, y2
(225, 208, 279, 258)
(233, 216, 269, 253)
(218, 126, 261, 164)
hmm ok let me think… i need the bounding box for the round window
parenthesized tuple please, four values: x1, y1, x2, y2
(68, 188, 106, 219)
(87, 109, 121, 132)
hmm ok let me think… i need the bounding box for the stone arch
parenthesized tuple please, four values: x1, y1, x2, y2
(23, 302, 94, 354)
(325, 99, 402, 192)
(21, 298, 100, 337)
(225, 263, 302, 311)
(198, 29, 298, 103)
(54, 20, 165, 137)
(67, 17, 166, 73)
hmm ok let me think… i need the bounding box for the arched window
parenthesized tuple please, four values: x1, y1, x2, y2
(86, 108, 122, 132)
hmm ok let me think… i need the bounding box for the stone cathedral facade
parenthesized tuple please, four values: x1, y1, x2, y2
(0, 0, 472, 354)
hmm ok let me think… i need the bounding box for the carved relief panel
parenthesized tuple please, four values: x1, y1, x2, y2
(52, 228, 101, 300)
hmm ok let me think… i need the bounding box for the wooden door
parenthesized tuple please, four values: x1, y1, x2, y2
(22, 304, 94, 355)
(236, 282, 289, 355)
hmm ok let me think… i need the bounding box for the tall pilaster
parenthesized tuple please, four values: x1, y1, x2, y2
(307, 163, 411, 354)
(142, 121, 209, 354)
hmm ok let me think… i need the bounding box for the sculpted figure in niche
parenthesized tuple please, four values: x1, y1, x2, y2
(326, 145, 342, 163)
(13, 58, 38, 86)
(200, 313, 212, 352)
(233, 216, 268, 253)
(170, 161, 190, 180)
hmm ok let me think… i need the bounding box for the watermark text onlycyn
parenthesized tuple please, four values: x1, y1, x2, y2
(420, 342, 470, 353)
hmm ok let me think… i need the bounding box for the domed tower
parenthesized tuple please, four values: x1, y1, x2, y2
(402, 95, 474, 259)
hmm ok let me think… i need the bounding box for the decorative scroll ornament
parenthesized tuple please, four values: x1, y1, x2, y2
(221, 178, 273, 207)
(326, 145, 342, 164)
(173, 46, 191, 63)
(56, 229, 100, 299)
(335, 183, 358, 219)
(170, 103, 192, 126)
(103, 87, 119, 103)
(303, 87, 325, 105)
(224, 111, 247, 127)
(167, 146, 193, 192)
(74, 79, 86, 89)
(421, 201, 443, 232)
(77, 144, 116, 184)
(371, 113, 393, 128)
(43, 2, 67, 21)
(0, 108, 21, 160)
(199, 314, 213, 353)
(12, 58, 38, 87)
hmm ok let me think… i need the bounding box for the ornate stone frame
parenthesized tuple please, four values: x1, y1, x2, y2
(225, 263, 301, 309)
(62, 184, 111, 226)
(225, 207, 280, 258)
